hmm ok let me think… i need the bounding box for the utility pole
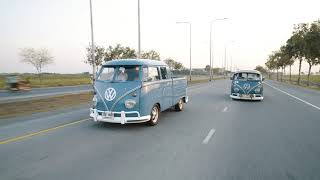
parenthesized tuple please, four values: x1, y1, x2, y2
(209, 18, 228, 81)
(89, 0, 96, 80)
(176, 21, 192, 81)
(137, 0, 141, 59)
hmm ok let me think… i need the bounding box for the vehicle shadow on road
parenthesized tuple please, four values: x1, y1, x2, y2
(230, 98, 263, 103)
(88, 109, 174, 130)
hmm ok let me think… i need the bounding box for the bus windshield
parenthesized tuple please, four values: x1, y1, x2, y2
(234, 73, 260, 81)
(98, 66, 141, 82)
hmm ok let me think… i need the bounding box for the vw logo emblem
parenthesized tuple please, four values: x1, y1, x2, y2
(105, 88, 116, 101)
(243, 83, 251, 90)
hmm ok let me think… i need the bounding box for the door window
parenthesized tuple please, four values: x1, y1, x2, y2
(160, 67, 170, 79)
(143, 67, 160, 82)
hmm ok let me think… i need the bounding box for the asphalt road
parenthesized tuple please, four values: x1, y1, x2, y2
(0, 80, 320, 180)
(0, 85, 92, 103)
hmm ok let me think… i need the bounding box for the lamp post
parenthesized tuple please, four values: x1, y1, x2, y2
(209, 18, 228, 81)
(176, 21, 192, 81)
(224, 40, 235, 78)
(137, 0, 141, 59)
(89, 0, 96, 80)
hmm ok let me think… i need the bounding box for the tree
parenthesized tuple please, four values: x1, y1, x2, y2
(283, 44, 295, 82)
(164, 58, 175, 69)
(164, 58, 184, 70)
(204, 65, 210, 73)
(254, 65, 267, 74)
(173, 61, 184, 70)
(277, 45, 293, 81)
(265, 52, 280, 80)
(286, 23, 308, 85)
(212, 68, 220, 75)
(265, 56, 274, 79)
(19, 47, 54, 84)
(304, 20, 320, 85)
(104, 44, 136, 61)
(85, 45, 105, 71)
(141, 50, 160, 60)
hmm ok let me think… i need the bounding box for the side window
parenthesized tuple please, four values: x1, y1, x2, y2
(143, 67, 160, 82)
(160, 67, 172, 79)
(160, 67, 168, 79)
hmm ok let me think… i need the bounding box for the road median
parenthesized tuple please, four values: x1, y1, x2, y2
(0, 92, 92, 119)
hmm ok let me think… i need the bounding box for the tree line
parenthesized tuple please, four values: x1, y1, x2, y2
(265, 20, 320, 85)
(17, 44, 185, 84)
(84, 44, 184, 71)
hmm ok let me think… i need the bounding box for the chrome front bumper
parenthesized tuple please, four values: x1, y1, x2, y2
(90, 108, 151, 124)
(230, 93, 263, 100)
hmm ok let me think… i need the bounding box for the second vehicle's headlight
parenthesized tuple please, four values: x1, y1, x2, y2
(255, 88, 261, 93)
(125, 99, 136, 109)
(92, 95, 97, 108)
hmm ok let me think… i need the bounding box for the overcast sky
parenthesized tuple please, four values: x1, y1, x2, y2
(0, 0, 319, 74)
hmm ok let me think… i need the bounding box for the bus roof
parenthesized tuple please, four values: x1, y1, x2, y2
(234, 70, 261, 74)
(102, 59, 167, 67)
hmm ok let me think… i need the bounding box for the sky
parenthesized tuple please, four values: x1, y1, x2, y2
(0, 0, 319, 74)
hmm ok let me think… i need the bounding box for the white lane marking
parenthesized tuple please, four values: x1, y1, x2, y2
(202, 129, 216, 144)
(264, 82, 320, 111)
(222, 106, 228, 112)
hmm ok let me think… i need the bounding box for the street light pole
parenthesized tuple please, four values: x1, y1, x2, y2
(189, 23, 192, 81)
(209, 23, 212, 81)
(137, 0, 141, 59)
(224, 45, 227, 78)
(224, 40, 235, 78)
(176, 21, 192, 81)
(230, 55, 233, 72)
(209, 18, 228, 81)
(89, 0, 96, 80)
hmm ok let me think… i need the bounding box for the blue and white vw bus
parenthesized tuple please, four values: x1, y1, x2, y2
(230, 70, 264, 100)
(90, 59, 188, 126)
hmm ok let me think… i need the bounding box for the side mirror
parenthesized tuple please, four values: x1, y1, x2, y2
(262, 77, 265, 81)
(90, 75, 95, 81)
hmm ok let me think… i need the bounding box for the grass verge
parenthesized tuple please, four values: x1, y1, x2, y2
(269, 79, 320, 91)
(0, 92, 92, 119)
(187, 76, 224, 85)
(0, 74, 91, 89)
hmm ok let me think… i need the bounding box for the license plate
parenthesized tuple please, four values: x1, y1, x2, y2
(241, 94, 252, 98)
(102, 111, 114, 118)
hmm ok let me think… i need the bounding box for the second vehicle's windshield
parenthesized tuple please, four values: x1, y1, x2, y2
(98, 66, 140, 82)
(235, 73, 260, 81)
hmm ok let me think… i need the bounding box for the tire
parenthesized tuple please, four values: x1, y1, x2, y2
(175, 98, 184, 111)
(147, 104, 160, 126)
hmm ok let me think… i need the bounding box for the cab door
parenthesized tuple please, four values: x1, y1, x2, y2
(159, 66, 173, 110)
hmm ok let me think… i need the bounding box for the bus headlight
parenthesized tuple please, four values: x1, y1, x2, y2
(92, 95, 97, 108)
(233, 87, 240, 92)
(125, 99, 136, 109)
(255, 88, 261, 93)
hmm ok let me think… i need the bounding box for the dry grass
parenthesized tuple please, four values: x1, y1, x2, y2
(187, 76, 224, 85)
(0, 92, 92, 119)
(0, 73, 91, 89)
(283, 74, 320, 83)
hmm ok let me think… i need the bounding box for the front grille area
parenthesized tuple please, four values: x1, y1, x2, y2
(96, 110, 139, 118)
(114, 112, 139, 117)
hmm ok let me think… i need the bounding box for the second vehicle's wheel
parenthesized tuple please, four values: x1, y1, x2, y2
(175, 98, 184, 111)
(147, 104, 160, 126)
